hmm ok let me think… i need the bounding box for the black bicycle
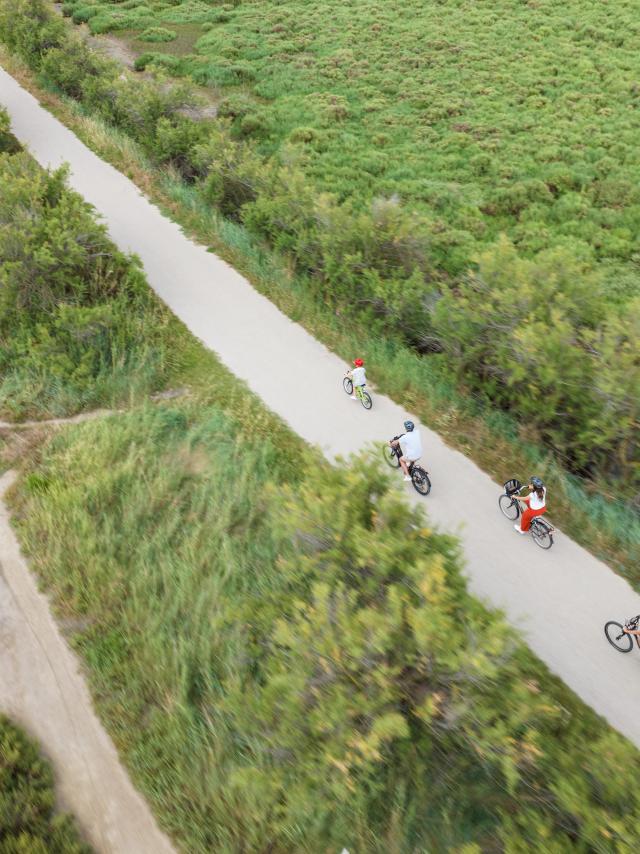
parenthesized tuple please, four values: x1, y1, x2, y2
(604, 615, 640, 653)
(383, 435, 431, 496)
(498, 478, 554, 550)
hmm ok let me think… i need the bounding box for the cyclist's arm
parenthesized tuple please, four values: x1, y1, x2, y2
(623, 627, 640, 635)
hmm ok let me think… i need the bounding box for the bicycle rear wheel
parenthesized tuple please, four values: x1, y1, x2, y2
(343, 377, 353, 395)
(360, 391, 372, 410)
(382, 444, 400, 468)
(411, 467, 431, 496)
(498, 494, 519, 520)
(604, 621, 633, 653)
(531, 520, 553, 550)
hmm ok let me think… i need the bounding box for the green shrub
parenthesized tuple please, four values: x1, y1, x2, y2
(134, 51, 153, 71)
(71, 5, 99, 24)
(41, 35, 114, 100)
(138, 25, 176, 42)
(0, 150, 169, 417)
(0, 0, 65, 66)
(0, 107, 21, 154)
(0, 714, 90, 851)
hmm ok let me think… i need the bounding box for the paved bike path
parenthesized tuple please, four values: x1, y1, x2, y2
(3, 67, 640, 751)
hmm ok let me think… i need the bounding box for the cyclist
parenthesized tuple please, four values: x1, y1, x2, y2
(390, 420, 422, 481)
(347, 358, 367, 400)
(623, 624, 640, 637)
(514, 476, 547, 534)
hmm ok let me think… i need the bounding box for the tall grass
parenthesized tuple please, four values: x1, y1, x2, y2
(13, 395, 640, 852)
(13, 401, 305, 851)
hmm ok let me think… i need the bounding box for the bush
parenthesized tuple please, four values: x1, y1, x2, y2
(71, 5, 99, 24)
(41, 35, 114, 100)
(0, 714, 89, 852)
(138, 25, 176, 42)
(0, 148, 169, 417)
(0, 107, 21, 154)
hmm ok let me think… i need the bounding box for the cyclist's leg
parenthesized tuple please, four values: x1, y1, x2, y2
(520, 507, 535, 531)
(525, 507, 546, 530)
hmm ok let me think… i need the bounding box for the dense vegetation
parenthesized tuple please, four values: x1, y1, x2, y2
(0, 106, 170, 419)
(3, 84, 640, 852)
(1, 0, 638, 496)
(12, 400, 640, 852)
(0, 713, 90, 852)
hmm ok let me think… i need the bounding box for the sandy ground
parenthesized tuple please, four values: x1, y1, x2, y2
(0, 470, 175, 853)
(2, 59, 640, 839)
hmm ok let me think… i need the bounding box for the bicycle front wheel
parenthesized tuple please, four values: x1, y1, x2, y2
(604, 621, 634, 653)
(531, 521, 553, 550)
(499, 494, 519, 520)
(383, 444, 400, 468)
(343, 377, 353, 395)
(360, 391, 372, 410)
(411, 467, 431, 496)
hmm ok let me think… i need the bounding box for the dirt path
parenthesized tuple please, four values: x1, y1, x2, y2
(2, 63, 640, 755)
(0, 467, 175, 854)
(0, 408, 118, 430)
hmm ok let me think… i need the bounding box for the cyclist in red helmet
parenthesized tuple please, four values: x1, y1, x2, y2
(346, 358, 367, 400)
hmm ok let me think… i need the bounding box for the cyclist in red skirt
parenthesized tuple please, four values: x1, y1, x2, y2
(514, 476, 547, 534)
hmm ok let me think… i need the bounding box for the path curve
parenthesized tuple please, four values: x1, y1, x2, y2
(0, 470, 175, 854)
(2, 67, 640, 754)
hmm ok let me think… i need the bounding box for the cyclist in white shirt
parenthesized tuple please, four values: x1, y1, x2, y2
(514, 476, 547, 534)
(390, 420, 422, 481)
(347, 358, 366, 399)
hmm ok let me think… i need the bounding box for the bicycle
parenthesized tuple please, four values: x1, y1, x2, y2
(604, 615, 640, 653)
(383, 435, 431, 496)
(498, 478, 554, 550)
(343, 374, 372, 410)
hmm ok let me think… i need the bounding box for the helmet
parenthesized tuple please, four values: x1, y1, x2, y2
(530, 476, 544, 489)
(403, 420, 415, 432)
(354, 358, 364, 367)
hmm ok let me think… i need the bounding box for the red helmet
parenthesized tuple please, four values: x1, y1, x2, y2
(354, 358, 364, 367)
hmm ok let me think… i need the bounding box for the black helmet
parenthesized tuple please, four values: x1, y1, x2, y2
(530, 476, 544, 489)
(403, 420, 415, 432)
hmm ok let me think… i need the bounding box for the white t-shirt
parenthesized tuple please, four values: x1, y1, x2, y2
(351, 366, 366, 386)
(399, 430, 422, 461)
(529, 487, 546, 510)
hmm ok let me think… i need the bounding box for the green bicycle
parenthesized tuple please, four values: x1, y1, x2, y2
(343, 374, 372, 410)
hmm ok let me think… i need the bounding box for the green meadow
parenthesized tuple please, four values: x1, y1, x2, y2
(69, 0, 640, 280)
